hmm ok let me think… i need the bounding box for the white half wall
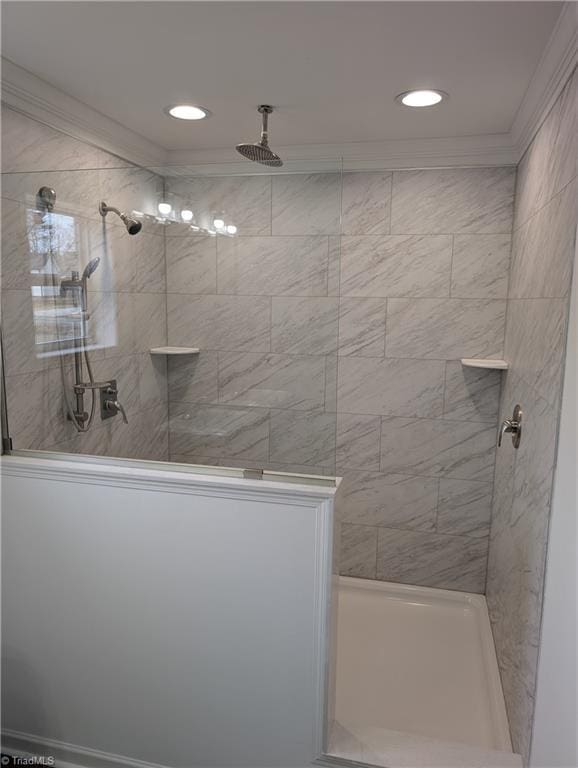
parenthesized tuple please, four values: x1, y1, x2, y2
(1, 456, 336, 768)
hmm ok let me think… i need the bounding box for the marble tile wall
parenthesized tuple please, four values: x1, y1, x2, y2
(1, 106, 169, 461)
(485, 68, 577, 762)
(165, 165, 516, 592)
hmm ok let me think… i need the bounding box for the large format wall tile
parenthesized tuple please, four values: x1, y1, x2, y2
(168, 175, 272, 236)
(167, 353, 219, 404)
(443, 361, 501, 423)
(272, 173, 341, 235)
(271, 296, 338, 354)
(168, 294, 271, 352)
(338, 298, 386, 356)
(270, 409, 336, 468)
(485, 71, 576, 763)
(340, 524, 377, 579)
(386, 298, 506, 359)
(337, 357, 445, 417)
(437, 478, 493, 538)
(377, 528, 488, 592)
(341, 172, 392, 235)
(380, 417, 497, 482)
(451, 235, 511, 298)
(218, 352, 325, 410)
(513, 69, 576, 230)
(337, 471, 438, 531)
(166, 236, 217, 294)
(169, 403, 269, 460)
(2, 107, 101, 173)
(391, 168, 515, 234)
(134, 232, 166, 294)
(340, 235, 452, 297)
(335, 413, 381, 470)
(509, 179, 576, 299)
(504, 298, 567, 410)
(217, 235, 329, 296)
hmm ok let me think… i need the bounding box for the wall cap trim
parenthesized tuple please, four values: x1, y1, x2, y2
(0, 453, 337, 506)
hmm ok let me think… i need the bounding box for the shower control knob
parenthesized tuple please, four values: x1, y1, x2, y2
(100, 380, 129, 424)
(498, 404, 522, 449)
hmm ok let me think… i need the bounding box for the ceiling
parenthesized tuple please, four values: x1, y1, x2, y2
(2, 1, 563, 152)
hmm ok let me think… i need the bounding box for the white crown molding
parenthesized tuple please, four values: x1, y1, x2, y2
(511, 1, 577, 159)
(1, 58, 167, 167)
(1, 3, 576, 173)
(165, 132, 518, 172)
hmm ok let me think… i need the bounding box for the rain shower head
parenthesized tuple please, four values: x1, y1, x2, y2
(236, 106, 283, 167)
(99, 202, 143, 235)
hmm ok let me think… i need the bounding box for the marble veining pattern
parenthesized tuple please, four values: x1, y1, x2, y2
(443, 361, 501, 423)
(216, 235, 329, 296)
(341, 172, 392, 235)
(391, 168, 516, 234)
(337, 298, 386, 356)
(272, 173, 341, 235)
(271, 296, 339, 354)
(337, 471, 438, 531)
(166, 235, 217, 294)
(451, 235, 511, 299)
(386, 298, 507, 359)
(340, 234, 452, 298)
(485, 70, 577, 763)
(376, 528, 488, 592)
(337, 357, 446, 418)
(218, 352, 325, 410)
(380, 417, 497, 482)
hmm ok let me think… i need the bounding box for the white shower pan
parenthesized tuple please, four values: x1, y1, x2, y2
(329, 576, 522, 768)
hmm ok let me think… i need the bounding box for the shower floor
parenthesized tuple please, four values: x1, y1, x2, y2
(329, 577, 521, 768)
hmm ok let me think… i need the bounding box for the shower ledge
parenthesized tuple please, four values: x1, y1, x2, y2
(461, 358, 508, 370)
(149, 346, 200, 355)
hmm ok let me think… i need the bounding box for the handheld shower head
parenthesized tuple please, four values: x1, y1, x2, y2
(99, 202, 142, 235)
(82, 257, 101, 281)
(236, 106, 283, 167)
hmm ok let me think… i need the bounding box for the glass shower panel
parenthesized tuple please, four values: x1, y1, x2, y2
(155, 158, 343, 474)
(1, 158, 343, 474)
(1, 165, 168, 459)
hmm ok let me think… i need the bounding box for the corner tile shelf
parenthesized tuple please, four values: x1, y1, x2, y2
(461, 358, 508, 370)
(149, 347, 200, 356)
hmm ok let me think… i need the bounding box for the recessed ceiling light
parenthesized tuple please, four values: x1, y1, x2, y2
(396, 90, 446, 108)
(165, 104, 210, 120)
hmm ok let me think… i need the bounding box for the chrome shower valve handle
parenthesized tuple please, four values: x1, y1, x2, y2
(100, 379, 129, 424)
(498, 404, 522, 449)
(105, 397, 129, 424)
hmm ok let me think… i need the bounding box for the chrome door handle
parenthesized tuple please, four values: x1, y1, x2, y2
(498, 404, 522, 448)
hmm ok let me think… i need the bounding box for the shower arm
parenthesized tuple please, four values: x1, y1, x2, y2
(259, 106, 271, 146)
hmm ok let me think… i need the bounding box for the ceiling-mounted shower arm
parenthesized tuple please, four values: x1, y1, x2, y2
(258, 105, 273, 147)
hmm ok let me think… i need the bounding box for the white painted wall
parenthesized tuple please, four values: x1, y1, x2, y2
(1, 456, 335, 768)
(530, 243, 577, 768)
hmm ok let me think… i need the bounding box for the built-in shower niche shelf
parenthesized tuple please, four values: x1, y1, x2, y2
(149, 347, 200, 356)
(461, 358, 508, 370)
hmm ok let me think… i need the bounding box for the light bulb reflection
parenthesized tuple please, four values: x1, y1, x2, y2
(158, 202, 172, 216)
(181, 209, 194, 222)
